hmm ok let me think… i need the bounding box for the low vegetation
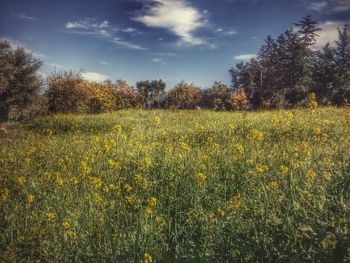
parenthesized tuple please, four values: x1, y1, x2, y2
(1, 107, 350, 262)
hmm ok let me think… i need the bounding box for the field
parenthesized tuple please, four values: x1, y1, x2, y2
(1, 108, 350, 262)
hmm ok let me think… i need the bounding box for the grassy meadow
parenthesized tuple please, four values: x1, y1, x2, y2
(1, 107, 350, 262)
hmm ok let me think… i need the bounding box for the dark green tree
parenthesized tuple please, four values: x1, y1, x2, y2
(0, 40, 42, 131)
(311, 43, 336, 104)
(334, 24, 350, 105)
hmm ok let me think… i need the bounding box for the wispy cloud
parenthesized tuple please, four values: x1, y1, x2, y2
(111, 37, 146, 50)
(134, 0, 207, 46)
(152, 57, 167, 65)
(82, 72, 109, 82)
(99, 61, 110, 65)
(216, 28, 238, 36)
(65, 19, 109, 30)
(234, 54, 256, 61)
(308, 0, 350, 12)
(122, 27, 138, 33)
(13, 13, 38, 21)
(65, 19, 146, 50)
(308, 1, 328, 11)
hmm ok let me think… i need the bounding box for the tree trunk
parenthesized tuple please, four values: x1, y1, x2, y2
(0, 104, 9, 133)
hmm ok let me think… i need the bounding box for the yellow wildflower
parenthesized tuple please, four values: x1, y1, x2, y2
(279, 165, 289, 174)
(234, 143, 244, 155)
(27, 194, 34, 204)
(142, 253, 152, 263)
(256, 164, 268, 174)
(306, 170, 317, 182)
(180, 142, 191, 151)
(266, 181, 279, 190)
(90, 177, 102, 188)
(217, 208, 225, 218)
(112, 124, 122, 134)
(323, 172, 332, 181)
(148, 197, 157, 207)
(250, 129, 264, 141)
(62, 220, 71, 229)
(195, 172, 207, 183)
(67, 230, 77, 240)
(47, 212, 56, 223)
(17, 176, 26, 186)
(0, 188, 9, 202)
(225, 194, 241, 209)
(153, 116, 160, 125)
(123, 183, 132, 193)
(143, 157, 152, 167)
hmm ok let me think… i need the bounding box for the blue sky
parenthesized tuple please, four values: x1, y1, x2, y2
(0, 0, 349, 88)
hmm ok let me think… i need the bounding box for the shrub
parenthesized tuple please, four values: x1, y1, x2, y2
(112, 80, 143, 110)
(46, 71, 89, 113)
(168, 81, 202, 109)
(230, 87, 248, 110)
(202, 82, 232, 110)
(79, 81, 115, 114)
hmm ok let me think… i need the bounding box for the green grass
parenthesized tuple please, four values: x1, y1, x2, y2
(1, 107, 350, 262)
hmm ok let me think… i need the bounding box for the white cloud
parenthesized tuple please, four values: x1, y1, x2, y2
(216, 28, 224, 33)
(82, 72, 109, 82)
(99, 21, 109, 28)
(14, 13, 38, 21)
(308, 1, 328, 11)
(314, 21, 347, 49)
(65, 19, 111, 37)
(111, 38, 146, 50)
(152, 58, 167, 65)
(122, 27, 137, 33)
(99, 61, 110, 65)
(65, 19, 145, 50)
(225, 30, 238, 35)
(308, 0, 350, 12)
(135, 0, 206, 46)
(66, 22, 88, 29)
(234, 54, 256, 60)
(65, 20, 110, 30)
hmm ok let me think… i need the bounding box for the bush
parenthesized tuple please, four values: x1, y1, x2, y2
(80, 81, 115, 114)
(202, 82, 232, 110)
(46, 71, 116, 114)
(230, 87, 248, 110)
(168, 81, 202, 109)
(112, 80, 143, 110)
(46, 71, 89, 113)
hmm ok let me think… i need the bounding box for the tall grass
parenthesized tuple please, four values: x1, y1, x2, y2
(1, 108, 350, 262)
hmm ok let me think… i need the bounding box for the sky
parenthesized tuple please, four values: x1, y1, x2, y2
(0, 0, 349, 89)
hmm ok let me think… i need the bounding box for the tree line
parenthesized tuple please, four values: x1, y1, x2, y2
(0, 16, 349, 130)
(230, 16, 350, 108)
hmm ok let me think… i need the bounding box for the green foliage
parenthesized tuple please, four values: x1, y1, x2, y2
(0, 108, 350, 261)
(0, 40, 42, 124)
(136, 79, 166, 107)
(202, 82, 232, 110)
(230, 17, 350, 108)
(168, 81, 202, 109)
(112, 80, 143, 110)
(230, 87, 248, 110)
(46, 71, 89, 113)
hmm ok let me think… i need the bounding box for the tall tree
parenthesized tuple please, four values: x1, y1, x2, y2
(311, 43, 336, 104)
(0, 41, 42, 131)
(334, 24, 350, 105)
(136, 79, 166, 108)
